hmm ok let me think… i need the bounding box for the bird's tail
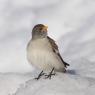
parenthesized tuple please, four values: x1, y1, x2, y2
(64, 62, 70, 68)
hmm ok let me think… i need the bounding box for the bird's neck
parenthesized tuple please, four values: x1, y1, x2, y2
(32, 35, 47, 40)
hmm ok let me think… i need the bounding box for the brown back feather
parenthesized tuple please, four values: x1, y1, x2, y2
(47, 36, 70, 67)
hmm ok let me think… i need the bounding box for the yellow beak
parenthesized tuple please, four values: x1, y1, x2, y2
(44, 25, 48, 30)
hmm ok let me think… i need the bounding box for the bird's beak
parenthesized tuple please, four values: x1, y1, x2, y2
(44, 25, 48, 30)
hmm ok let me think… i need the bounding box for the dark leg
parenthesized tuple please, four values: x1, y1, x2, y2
(35, 71, 45, 80)
(63, 68, 66, 73)
(45, 68, 56, 79)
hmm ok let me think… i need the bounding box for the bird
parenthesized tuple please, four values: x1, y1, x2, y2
(27, 24, 69, 79)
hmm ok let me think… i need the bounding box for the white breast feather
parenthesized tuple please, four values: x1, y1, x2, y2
(27, 38, 65, 71)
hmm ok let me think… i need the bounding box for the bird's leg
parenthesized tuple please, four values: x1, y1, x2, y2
(35, 71, 45, 80)
(63, 68, 66, 73)
(45, 68, 56, 79)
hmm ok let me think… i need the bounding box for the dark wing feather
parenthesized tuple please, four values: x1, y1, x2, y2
(47, 36, 69, 67)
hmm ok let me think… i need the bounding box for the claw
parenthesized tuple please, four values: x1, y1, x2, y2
(45, 73, 56, 79)
(45, 68, 56, 79)
(35, 71, 45, 80)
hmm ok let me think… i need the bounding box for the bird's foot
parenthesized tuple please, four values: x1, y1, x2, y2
(45, 68, 56, 79)
(35, 71, 45, 80)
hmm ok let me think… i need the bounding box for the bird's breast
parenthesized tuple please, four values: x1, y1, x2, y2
(27, 38, 65, 71)
(27, 38, 53, 69)
(28, 38, 52, 51)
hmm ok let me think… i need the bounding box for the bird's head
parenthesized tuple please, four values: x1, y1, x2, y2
(32, 24, 48, 40)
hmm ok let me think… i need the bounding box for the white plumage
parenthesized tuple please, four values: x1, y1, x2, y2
(27, 38, 65, 72)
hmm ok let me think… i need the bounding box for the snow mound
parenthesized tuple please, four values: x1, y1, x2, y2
(0, 58, 95, 95)
(0, 73, 32, 95)
(14, 73, 95, 95)
(12, 58, 95, 95)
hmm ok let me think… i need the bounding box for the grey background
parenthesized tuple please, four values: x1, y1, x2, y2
(0, 0, 95, 72)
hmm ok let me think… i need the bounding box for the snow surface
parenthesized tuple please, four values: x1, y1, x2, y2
(0, 0, 95, 95)
(0, 59, 95, 95)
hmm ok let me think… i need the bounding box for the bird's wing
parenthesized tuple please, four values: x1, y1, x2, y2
(47, 36, 69, 67)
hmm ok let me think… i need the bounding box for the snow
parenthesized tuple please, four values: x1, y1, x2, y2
(0, 63, 95, 95)
(0, 0, 95, 95)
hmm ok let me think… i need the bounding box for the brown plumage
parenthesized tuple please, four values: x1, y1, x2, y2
(47, 36, 70, 68)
